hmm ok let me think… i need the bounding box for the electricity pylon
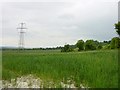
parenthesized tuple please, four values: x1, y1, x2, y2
(17, 23, 27, 49)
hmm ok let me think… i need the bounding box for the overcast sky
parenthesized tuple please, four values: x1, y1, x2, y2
(0, 0, 119, 48)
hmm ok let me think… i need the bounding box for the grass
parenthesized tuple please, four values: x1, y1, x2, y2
(2, 49, 118, 88)
(0, 50, 2, 80)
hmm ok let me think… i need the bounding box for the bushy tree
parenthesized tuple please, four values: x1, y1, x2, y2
(103, 40, 111, 44)
(110, 37, 120, 49)
(85, 40, 96, 50)
(115, 22, 120, 37)
(76, 40, 84, 51)
(97, 45, 102, 50)
(61, 44, 73, 52)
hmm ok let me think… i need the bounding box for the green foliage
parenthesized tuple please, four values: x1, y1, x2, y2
(85, 40, 96, 50)
(97, 45, 102, 50)
(102, 44, 110, 50)
(94, 40, 99, 46)
(2, 50, 118, 88)
(110, 37, 120, 49)
(115, 22, 120, 36)
(76, 40, 84, 51)
(61, 44, 73, 52)
(103, 40, 111, 44)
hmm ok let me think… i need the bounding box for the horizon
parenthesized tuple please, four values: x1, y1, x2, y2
(1, 38, 114, 48)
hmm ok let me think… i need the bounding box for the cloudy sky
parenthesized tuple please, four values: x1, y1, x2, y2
(0, 0, 119, 48)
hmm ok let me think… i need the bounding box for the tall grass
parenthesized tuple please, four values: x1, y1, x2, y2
(2, 50, 118, 88)
(0, 50, 2, 80)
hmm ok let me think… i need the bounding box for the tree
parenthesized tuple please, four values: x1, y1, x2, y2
(85, 40, 96, 50)
(103, 40, 111, 44)
(115, 22, 120, 37)
(61, 44, 73, 52)
(94, 40, 99, 47)
(97, 45, 102, 50)
(110, 37, 120, 49)
(76, 40, 84, 51)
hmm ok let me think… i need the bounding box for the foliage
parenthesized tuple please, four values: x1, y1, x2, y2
(94, 40, 99, 46)
(61, 44, 73, 52)
(97, 45, 102, 50)
(102, 44, 110, 50)
(115, 22, 120, 36)
(103, 40, 111, 44)
(76, 40, 84, 51)
(85, 40, 96, 50)
(110, 37, 120, 49)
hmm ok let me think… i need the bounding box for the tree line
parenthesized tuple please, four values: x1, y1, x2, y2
(61, 22, 120, 52)
(61, 37, 120, 52)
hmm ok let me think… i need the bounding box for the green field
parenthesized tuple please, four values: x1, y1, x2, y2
(0, 50, 2, 80)
(2, 50, 118, 88)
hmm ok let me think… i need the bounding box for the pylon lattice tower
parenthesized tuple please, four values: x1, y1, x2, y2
(17, 23, 27, 49)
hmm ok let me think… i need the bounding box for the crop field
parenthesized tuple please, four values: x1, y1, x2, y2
(2, 50, 118, 88)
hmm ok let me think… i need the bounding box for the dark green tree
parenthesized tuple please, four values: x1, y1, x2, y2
(110, 37, 120, 49)
(76, 40, 84, 51)
(61, 44, 73, 52)
(97, 45, 102, 50)
(115, 22, 120, 37)
(85, 40, 96, 50)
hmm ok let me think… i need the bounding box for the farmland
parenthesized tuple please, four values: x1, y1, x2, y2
(0, 50, 1, 80)
(2, 49, 118, 88)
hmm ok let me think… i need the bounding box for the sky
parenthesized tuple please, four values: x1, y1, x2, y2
(0, 0, 119, 48)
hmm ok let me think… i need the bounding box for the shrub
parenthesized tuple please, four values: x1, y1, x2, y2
(76, 40, 84, 51)
(110, 37, 120, 49)
(61, 44, 73, 52)
(85, 40, 96, 50)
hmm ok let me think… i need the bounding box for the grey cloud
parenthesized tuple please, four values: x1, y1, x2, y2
(2, 1, 118, 47)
